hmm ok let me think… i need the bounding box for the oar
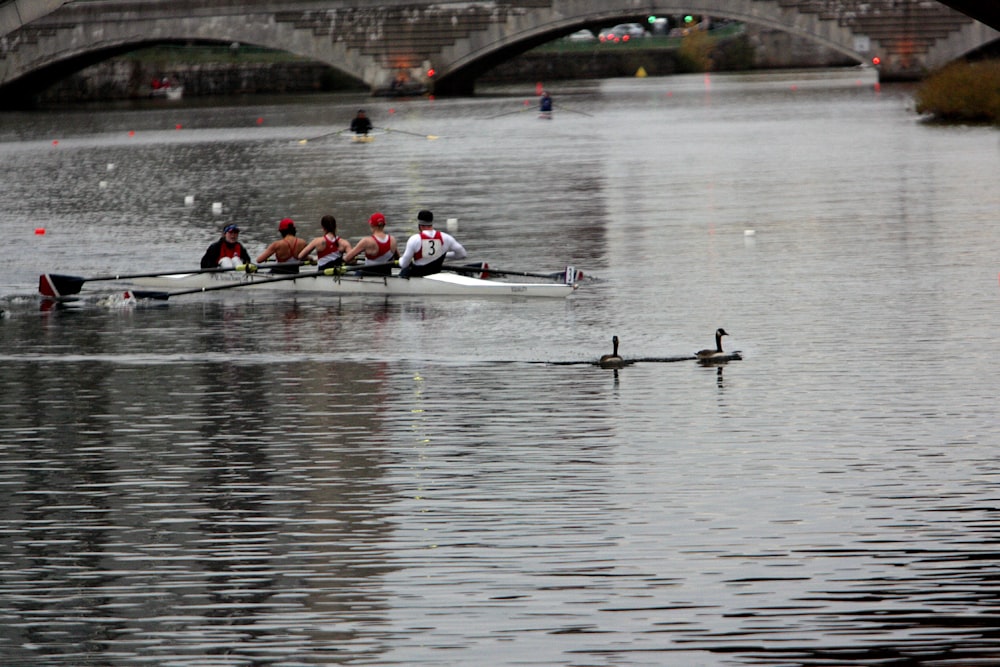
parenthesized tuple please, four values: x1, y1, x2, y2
(486, 107, 532, 120)
(442, 263, 583, 283)
(554, 104, 593, 117)
(377, 126, 440, 140)
(126, 268, 342, 301)
(296, 128, 346, 144)
(39, 266, 245, 298)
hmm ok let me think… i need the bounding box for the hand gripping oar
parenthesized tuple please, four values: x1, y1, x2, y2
(39, 266, 245, 298)
(377, 126, 439, 140)
(125, 267, 342, 301)
(441, 263, 582, 284)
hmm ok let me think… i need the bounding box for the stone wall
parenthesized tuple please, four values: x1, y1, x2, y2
(37, 59, 358, 103)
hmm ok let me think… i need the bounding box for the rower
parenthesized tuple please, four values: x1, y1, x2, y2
(539, 90, 553, 114)
(256, 218, 308, 273)
(398, 210, 467, 278)
(343, 212, 399, 275)
(298, 215, 353, 269)
(350, 109, 373, 135)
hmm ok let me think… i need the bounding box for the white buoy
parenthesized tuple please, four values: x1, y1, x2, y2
(98, 180, 108, 189)
(184, 195, 195, 206)
(212, 202, 223, 214)
(446, 217, 458, 232)
(744, 229, 755, 236)
(106, 163, 115, 172)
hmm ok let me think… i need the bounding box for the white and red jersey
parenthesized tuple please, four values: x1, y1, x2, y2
(399, 228, 467, 269)
(316, 233, 344, 266)
(218, 242, 245, 262)
(366, 233, 395, 265)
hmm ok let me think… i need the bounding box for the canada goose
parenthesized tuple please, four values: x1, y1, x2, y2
(695, 328, 730, 360)
(599, 335, 625, 369)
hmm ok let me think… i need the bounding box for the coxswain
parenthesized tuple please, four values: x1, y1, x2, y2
(200, 224, 251, 269)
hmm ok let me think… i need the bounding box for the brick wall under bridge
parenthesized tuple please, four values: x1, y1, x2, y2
(1, 0, 997, 103)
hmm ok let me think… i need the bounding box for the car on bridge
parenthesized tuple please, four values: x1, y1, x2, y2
(598, 23, 648, 43)
(566, 29, 596, 42)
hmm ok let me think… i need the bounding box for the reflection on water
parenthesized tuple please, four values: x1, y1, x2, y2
(3, 70, 1000, 665)
(0, 347, 400, 663)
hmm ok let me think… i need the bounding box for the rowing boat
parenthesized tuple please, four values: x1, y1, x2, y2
(127, 269, 576, 298)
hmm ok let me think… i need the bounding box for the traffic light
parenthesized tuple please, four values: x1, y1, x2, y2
(648, 16, 656, 24)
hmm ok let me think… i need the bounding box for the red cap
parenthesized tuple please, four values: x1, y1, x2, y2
(278, 217, 294, 231)
(368, 212, 386, 226)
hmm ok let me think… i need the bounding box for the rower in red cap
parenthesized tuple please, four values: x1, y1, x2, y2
(343, 212, 399, 275)
(256, 217, 308, 273)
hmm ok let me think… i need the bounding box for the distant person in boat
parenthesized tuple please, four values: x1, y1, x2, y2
(298, 214, 353, 269)
(398, 209, 467, 278)
(539, 91, 553, 113)
(343, 211, 399, 275)
(255, 218, 308, 273)
(200, 224, 252, 269)
(350, 109, 373, 135)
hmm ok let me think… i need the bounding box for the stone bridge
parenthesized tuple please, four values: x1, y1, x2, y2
(1, 0, 997, 104)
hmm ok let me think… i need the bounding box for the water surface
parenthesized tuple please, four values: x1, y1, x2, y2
(2, 69, 1000, 666)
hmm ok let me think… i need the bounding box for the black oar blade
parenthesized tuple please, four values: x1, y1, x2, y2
(126, 289, 171, 301)
(39, 273, 85, 297)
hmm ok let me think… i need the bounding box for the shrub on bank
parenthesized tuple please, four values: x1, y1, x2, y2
(914, 60, 1000, 124)
(677, 30, 714, 73)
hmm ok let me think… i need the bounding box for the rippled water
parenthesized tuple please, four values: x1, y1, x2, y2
(2, 69, 1000, 665)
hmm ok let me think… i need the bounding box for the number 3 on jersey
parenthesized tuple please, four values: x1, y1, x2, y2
(421, 237, 439, 257)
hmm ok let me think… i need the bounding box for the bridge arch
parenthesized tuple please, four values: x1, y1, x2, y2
(1, 0, 997, 103)
(433, 1, 870, 94)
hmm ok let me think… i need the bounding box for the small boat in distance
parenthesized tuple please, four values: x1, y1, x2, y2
(149, 78, 184, 100)
(149, 77, 183, 100)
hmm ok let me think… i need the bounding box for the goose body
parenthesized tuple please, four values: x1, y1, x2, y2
(599, 335, 626, 369)
(696, 328, 730, 360)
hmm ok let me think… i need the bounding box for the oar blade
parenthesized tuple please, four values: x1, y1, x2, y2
(440, 264, 582, 284)
(39, 273, 85, 297)
(126, 289, 171, 301)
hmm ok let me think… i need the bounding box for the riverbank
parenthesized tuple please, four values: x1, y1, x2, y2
(914, 60, 1000, 124)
